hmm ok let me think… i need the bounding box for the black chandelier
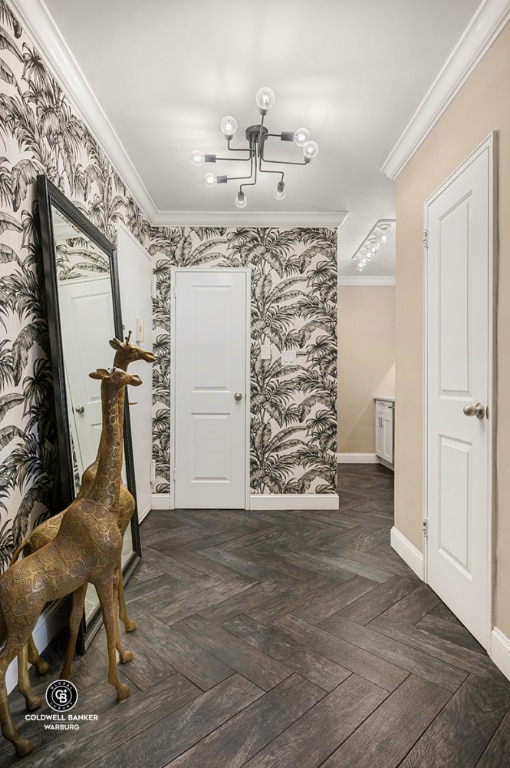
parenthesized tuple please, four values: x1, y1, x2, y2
(190, 87, 319, 208)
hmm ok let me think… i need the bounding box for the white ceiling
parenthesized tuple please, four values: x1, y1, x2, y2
(20, 0, 483, 275)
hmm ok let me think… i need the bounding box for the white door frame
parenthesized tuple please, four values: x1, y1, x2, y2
(170, 266, 251, 510)
(423, 132, 497, 642)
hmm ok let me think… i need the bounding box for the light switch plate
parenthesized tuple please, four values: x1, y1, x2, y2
(260, 344, 271, 360)
(281, 349, 296, 365)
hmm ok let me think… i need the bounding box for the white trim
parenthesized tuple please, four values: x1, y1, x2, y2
(151, 211, 348, 228)
(338, 276, 396, 286)
(151, 493, 172, 511)
(423, 134, 495, 646)
(390, 527, 424, 580)
(9, 0, 158, 222)
(138, 504, 151, 523)
(7, 1, 348, 230)
(382, 0, 510, 179)
(490, 628, 510, 682)
(6, 599, 69, 694)
(250, 494, 339, 511)
(337, 453, 378, 464)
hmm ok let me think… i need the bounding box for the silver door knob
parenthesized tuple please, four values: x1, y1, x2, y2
(234, 392, 243, 402)
(75, 405, 85, 414)
(463, 402, 485, 419)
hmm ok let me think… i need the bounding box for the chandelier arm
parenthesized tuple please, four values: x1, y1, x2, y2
(258, 166, 285, 182)
(261, 157, 310, 166)
(214, 155, 252, 162)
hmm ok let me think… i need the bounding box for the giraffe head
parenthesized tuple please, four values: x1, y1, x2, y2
(89, 367, 143, 390)
(109, 333, 156, 369)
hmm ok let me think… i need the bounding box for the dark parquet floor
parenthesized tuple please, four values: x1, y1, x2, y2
(3, 464, 510, 767)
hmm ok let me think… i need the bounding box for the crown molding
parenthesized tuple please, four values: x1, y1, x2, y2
(8, 0, 348, 230)
(382, 0, 510, 179)
(338, 275, 395, 286)
(150, 210, 349, 228)
(9, 0, 160, 221)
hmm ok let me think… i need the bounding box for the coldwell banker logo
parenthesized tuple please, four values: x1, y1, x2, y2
(25, 679, 99, 731)
(46, 680, 78, 712)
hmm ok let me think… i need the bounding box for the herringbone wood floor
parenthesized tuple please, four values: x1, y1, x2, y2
(3, 464, 510, 767)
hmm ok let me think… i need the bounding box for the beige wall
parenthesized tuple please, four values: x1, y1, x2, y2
(395, 22, 510, 636)
(338, 286, 395, 453)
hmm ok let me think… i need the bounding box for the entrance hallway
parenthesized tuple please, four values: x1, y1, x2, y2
(3, 465, 510, 767)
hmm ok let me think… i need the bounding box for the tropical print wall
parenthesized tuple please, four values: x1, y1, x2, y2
(148, 227, 337, 496)
(0, 0, 337, 573)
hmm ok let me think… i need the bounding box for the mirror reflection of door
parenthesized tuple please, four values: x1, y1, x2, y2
(59, 277, 115, 473)
(51, 207, 134, 624)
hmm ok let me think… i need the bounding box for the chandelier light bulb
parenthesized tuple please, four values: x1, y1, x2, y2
(256, 86, 276, 114)
(303, 140, 319, 160)
(235, 190, 247, 208)
(190, 149, 205, 167)
(381, 233, 388, 243)
(274, 181, 286, 201)
(220, 115, 238, 138)
(203, 172, 217, 188)
(293, 128, 310, 147)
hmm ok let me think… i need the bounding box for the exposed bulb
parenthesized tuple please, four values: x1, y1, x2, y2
(235, 191, 247, 208)
(303, 140, 319, 160)
(190, 149, 205, 167)
(274, 181, 286, 201)
(381, 233, 388, 243)
(293, 128, 310, 147)
(203, 173, 217, 188)
(255, 86, 276, 113)
(220, 115, 238, 138)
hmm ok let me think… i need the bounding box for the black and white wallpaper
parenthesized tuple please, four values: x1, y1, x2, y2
(0, 0, 337, 573)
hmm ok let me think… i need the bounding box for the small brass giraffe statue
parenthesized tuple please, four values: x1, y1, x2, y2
(0, 366, 142, 757)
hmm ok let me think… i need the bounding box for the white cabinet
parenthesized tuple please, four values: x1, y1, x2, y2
(375, 399, 395, 469)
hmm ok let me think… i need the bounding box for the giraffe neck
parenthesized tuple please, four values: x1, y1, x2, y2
(87, 382, 124, 507)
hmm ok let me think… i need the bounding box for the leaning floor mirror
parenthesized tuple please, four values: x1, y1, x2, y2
(37, 175, 141, 652)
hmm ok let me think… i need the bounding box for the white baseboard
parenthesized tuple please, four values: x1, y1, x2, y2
(491, 628, 510, 682)
(151, 493, 172, 510)
(6, 598, 69, 694)
(391, 526, 424, 579)
(250, 494, 339, 511)
(138, 504, 151, 523)
(337, 453, 378, 464)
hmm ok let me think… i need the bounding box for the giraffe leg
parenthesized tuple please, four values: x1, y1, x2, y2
(17, 643, 41, 712)
(95, 578, 130, 701)
(27, 636, 49, 676)
(61, 583, 87, 681)
(0, 653, 33, 757)
(114, 566, 133, 664)
(117, 568, 136, 633)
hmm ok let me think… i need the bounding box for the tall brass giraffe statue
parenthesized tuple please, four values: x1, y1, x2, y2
(0, 367, 142, 757)
(11, 336, 155, 711)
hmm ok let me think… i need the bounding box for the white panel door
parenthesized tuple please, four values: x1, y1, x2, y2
(426, 137, 493, 648)
(173, 269, 249, 509)
(58, 276, 115, 472)
(117, 223, 154, 521)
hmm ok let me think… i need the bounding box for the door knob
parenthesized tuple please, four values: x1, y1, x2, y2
(75, 405, 85, 414)
(234, 392, 243, 402)
(463, 402, 486, 419)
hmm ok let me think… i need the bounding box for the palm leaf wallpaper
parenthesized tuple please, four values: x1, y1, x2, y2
(0, 0, 337, 571)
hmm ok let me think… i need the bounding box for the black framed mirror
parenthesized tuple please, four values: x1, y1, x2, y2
(36, 174, 141, 652)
